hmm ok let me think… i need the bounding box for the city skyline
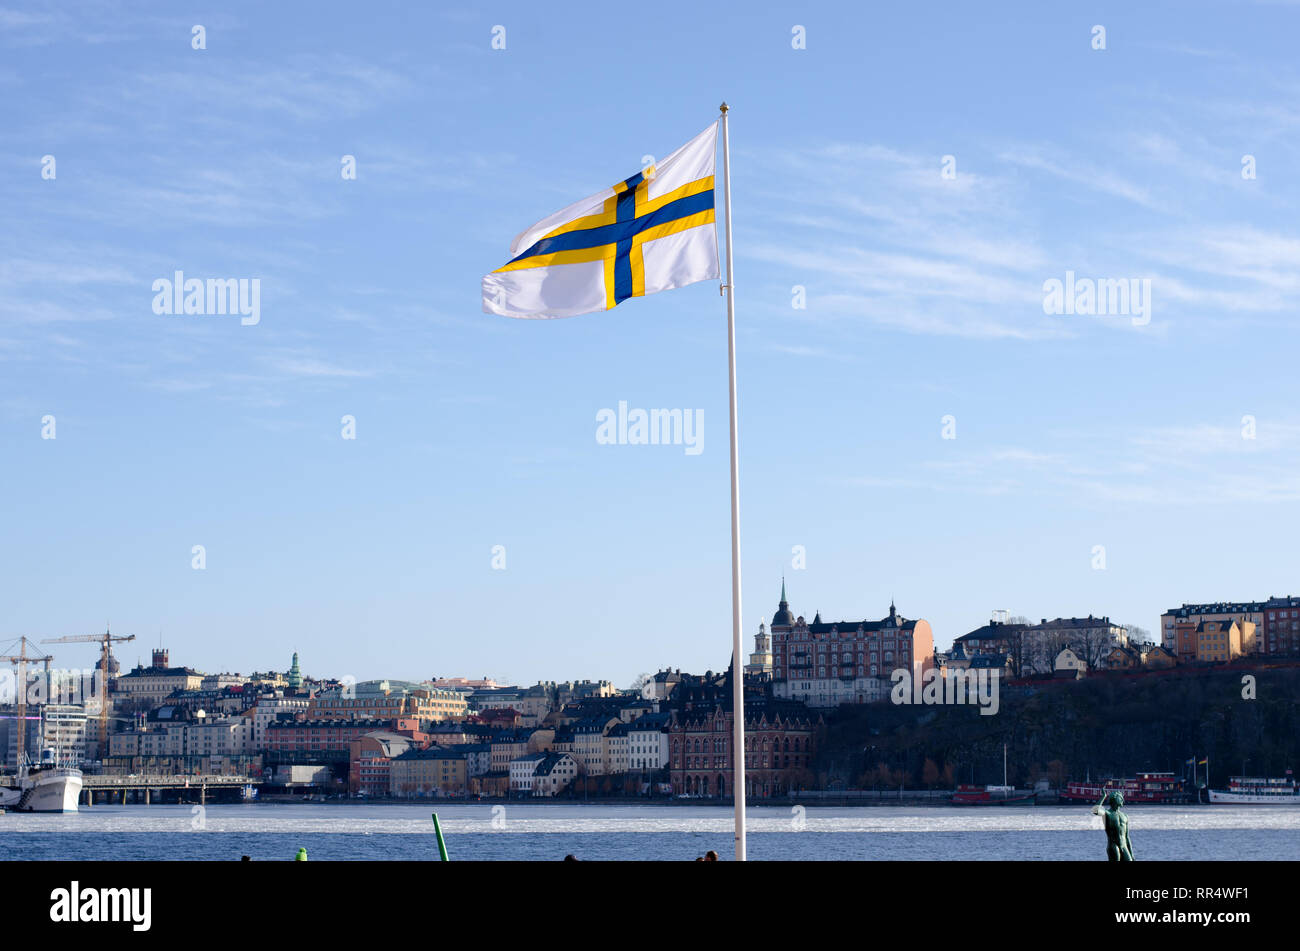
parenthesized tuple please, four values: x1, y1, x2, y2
(5, 1, 1300, 686)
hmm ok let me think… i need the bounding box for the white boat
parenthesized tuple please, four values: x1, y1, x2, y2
(0, 760, 83, 813)
(1207, 775, 1299, 804)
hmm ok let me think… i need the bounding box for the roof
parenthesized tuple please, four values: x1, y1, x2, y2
(450, 742, 490, 753)
(533, 752, 573, 776)
(394, 746, 466, 761)
(956, 622, 1029, 643)
(490, 728, 534, 743)
(628, 712, 672, 731)
(1036, 615, 1115, 629)
(1165, 601, 1265, 616)
(119, 665, 202, 679)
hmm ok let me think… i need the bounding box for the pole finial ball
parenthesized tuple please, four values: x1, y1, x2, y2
(720, 102, 729, 113)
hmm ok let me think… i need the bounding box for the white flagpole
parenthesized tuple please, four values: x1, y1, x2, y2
(719, 101, 746, 861)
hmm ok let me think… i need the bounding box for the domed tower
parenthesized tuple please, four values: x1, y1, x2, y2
(771, 578, 795, 632)
(287, 651, 302, 689)
(95, 651, 121, 678)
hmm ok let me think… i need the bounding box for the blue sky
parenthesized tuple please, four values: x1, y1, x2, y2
(4, 1, 1300, 686)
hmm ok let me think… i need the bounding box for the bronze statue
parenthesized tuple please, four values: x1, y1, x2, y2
(1093, 791, 1135, 861)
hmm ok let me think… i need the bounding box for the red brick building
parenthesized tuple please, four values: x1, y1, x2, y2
(669, 700, 819, 799)
(1262, 596, 1300, 656)
(266, 717, 424, 756)
(767, 582, 934, 707)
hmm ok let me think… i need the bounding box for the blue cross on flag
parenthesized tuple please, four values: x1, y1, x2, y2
(483, 123, 719, 319)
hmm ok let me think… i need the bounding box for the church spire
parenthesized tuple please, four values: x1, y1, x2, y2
(771, 577, 794, 629)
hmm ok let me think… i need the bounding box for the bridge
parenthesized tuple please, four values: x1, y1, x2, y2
(81, 774, 260, 806)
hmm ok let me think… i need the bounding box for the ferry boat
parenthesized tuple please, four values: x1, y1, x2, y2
(1207, 775, 1300, 804)
(0, 750, 83, 813)
(1059, 771, 1186, 804)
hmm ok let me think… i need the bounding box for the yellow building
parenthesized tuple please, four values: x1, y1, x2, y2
(308, 680, 468, 725)
(114, 650, 204, 704)
(389, 748, 469, 797)
(1196, 619, 1255, 662)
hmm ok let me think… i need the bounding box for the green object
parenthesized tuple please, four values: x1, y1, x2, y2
(1098, 791, 1135, 861)
(432, 812, 450, 861)
(295, 847, 308, 862)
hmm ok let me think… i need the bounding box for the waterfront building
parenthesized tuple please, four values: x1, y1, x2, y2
(1105, 642, 1178, 670)
(200, 672, 248, 692)
(1033, 616, 1127, 669)
(669, 696, 819, 799)
(430, 677, 508, 690)
(477, 708, 523, 730)
(606, 722, 629, 774)
(1053, 648, 1087, 676)
(388, 746, 469, 797)
(2, 703, 88, 768)
(452, 742, 492, 778)
(1196, 619, 1255, 663)
(1161, 601, 1265, 653)
(627, 712, 671, 772)
(113, 650, 204, 705)
(250, 693, 311, 748)
(187, 711, 255, 758)
(306, 679, 468, 726)
(509, 752, 546, 794)
(531, 752, 578, 797)
(267, 716, 424, 761)
(1261, 596, 1300, 656)
(490, 727, 554, 772)
(646, 669, 683, 701)
(768, 583, 934, 708)
(1143, 644, 1178, 668)
(955, 615, 1126, 675)
(513, 683, 559, 724)
(350, 731, 420, 795)
(570, 717, 618, 775)
(468, 685, 523, 712)
(616, 698, 657, 723)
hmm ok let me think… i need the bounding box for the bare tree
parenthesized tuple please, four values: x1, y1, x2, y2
(1124, 624, 1153, 644)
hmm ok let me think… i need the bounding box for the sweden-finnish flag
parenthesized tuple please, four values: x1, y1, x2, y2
(483, 123, 719, 319)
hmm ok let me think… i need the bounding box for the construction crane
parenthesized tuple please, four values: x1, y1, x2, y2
(0, 637, 53, 771)
(42, 627, 135, 759)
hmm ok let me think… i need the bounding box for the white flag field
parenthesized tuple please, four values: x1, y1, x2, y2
(482, 122, 720, 319)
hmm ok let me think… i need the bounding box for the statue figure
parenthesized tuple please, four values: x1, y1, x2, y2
(1093, 790, 1134, 861)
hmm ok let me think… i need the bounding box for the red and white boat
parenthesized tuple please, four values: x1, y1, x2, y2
(952, 784, 1036, 806)
(1059, 771, 1186, 804)
(1207, 775, 1299, 804)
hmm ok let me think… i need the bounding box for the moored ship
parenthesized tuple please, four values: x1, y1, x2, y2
(1059, 771, 1186, 804)
(0, 752, 83, 813)
(1207, 774, 1299, 804)
(952, 784, 1037, 805)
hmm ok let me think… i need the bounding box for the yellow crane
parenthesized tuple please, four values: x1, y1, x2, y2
(0, 637, 53, 771)
(42, 627, 135, 759)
